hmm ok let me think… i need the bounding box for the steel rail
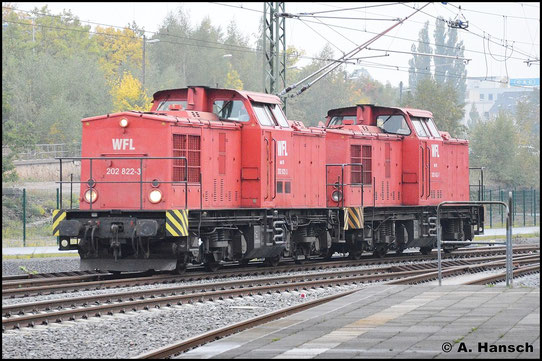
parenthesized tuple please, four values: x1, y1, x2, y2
(134, 289, 358, 359)
(3, 245, 539, 298)
(464, 264, 540, 285)
(3, 254, 538, 331)
(7, 254, 533, 317)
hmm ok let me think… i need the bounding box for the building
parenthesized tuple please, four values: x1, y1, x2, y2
(463, 76, 537, 125)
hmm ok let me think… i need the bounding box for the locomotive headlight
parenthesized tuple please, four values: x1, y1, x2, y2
(148, 189, 163, 204)
(331, 190, 343, 202)
(84, 189, 98, 203)
(119, 118, 129, 128)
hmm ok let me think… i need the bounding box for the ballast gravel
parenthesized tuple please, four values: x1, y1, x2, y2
(2, 257, 80, 276)
(1, 283, 365, 359)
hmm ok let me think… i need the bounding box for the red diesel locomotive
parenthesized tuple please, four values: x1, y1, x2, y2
(54, 86, 484, 272)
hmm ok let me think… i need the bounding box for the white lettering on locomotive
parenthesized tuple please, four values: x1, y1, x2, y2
(277, 140, 288, 156)
(112, 138, 135, 150)
(431, 144, 439, 158)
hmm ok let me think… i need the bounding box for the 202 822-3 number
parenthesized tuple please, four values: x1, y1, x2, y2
(106, 168, 141, 175)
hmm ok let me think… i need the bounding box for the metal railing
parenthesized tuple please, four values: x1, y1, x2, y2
(6, 143, 81, 162)
(56, 156, 191, 210)
(469, 167, 484, 201)
(436, 193, 513, 287)
(325, 163, 364, 208)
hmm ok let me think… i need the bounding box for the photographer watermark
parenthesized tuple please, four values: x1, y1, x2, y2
(442, 341, 534, 353)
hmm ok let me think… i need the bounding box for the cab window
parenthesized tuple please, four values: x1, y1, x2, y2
(328, 115, 356, 126)
(252, 103, 275, 126)
(377, 115, 410, 135)
(411, 117, 441, 138)
(411, 118, 428, 137)
(425, 118, 441, 138)
(157, 100, 187, 111)
(268, 104, 289, 127)
(213, 100, 250, 122)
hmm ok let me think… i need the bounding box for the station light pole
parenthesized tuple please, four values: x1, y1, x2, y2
(142, 35, 160, 89)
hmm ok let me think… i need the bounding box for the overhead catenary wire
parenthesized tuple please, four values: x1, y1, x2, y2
(278, 2, 432, 99)
(207, 2, 537, 63)
(4, 3, 538, 92)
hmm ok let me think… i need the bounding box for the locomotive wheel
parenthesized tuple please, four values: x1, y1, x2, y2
(264, 255, 281, 267)
(420, 246, 432, 255)
(205, 262, 221, 272)
(294, 246, 308, 264)
(372, 249, 385, 258)
(173, 254, 189, 274)
(349, 249, 362, 260)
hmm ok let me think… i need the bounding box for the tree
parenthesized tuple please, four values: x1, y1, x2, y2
(110, 71, 152, 112)
(433, 17, 467, 102)
(287, 45, 352, 125)
(223, 64, 243, 90)
(402, 77, 466, 138)
(467, 103, 482, 129)
(94, 26, 143, 85)
(408, 21, 432, 89)
(469, 111, 524, 187)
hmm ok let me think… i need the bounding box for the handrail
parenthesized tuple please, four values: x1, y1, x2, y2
(272, 138, 277, 200)
(436, 196, 513, 286)
(425, 144, 431, 199)
(264, 138, 270, 200)
(325, 163, 364, 208)
(56, 156, 191, 210)
(469, 167, 485, 201)
(420, 145, 425, 198)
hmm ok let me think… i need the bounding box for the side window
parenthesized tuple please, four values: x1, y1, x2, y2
(411, 118, 428, 137)
(328, 115, 356, 126)
(269, 104, 290, 127)
(252, 104, 275, 126)
(377, 115, 410, 135)
(425, 118, 441, 138)
(157, 100, 187, 111)
(213, 100, 249, 122)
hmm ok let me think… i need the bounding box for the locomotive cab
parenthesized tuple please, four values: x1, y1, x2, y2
(323, 104, 481, 256)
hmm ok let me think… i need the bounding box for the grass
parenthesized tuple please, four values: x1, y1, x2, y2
(2, 189, 79, 248)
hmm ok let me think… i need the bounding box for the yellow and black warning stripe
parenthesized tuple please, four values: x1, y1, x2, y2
(166, 209, 189, 237)
(52, 210, 66, 236)
(343, 207, 364, 230)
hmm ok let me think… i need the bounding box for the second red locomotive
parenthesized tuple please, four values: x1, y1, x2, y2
(55, 86, 484, 272)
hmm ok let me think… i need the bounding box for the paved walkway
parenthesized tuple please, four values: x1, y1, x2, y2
(2, 246, 77, 256)
(481, 226, 539, 237)
(180, 285, 540, 359)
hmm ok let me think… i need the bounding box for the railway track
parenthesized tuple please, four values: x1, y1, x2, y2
(134, 256, 540, 359)
(3, 252, 538, 332)
(3, 244, 538, 299)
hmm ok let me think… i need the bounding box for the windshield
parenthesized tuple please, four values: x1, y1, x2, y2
(328, 115, 356, 126)
(376, 115, 410, 135)
(156, 100, 187, 111)
(411, 117, 441, 138)
(213, 100, 249, 122)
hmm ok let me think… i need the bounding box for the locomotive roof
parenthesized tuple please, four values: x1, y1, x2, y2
(326, 104, 433, 118)
(152, 86, 282, 105)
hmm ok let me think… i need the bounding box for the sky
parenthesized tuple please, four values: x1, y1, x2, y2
(6, 2, 541, 89)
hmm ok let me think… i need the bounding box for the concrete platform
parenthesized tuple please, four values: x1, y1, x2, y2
(2, 246, 77, 256)
(180, 285, 540, 359)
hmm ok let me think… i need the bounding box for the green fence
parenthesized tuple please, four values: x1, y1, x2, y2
(2, 186, 79, 248)
(470, 187, 540, 229)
